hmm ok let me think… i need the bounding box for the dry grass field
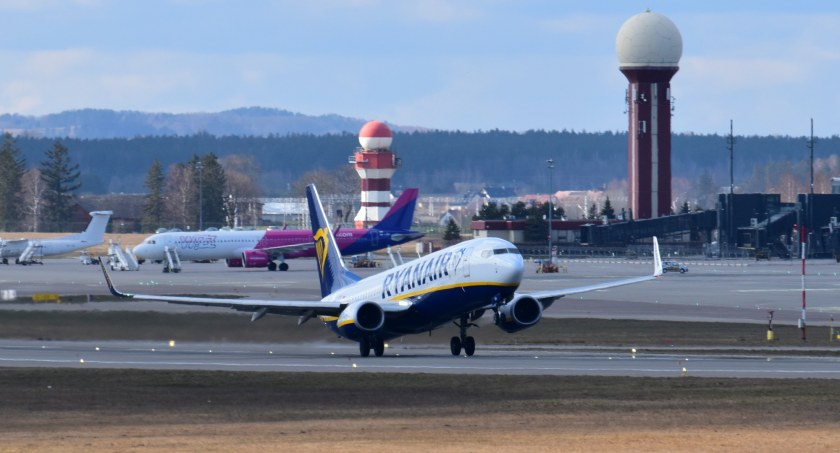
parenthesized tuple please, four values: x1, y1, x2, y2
(1, 369, 838, 452)
(1, 315, 839, 451)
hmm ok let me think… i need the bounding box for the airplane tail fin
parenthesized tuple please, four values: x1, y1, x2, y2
(306, 185, 361, 297)
(372, 188, 419, 231)
(73, 211, 112, 244)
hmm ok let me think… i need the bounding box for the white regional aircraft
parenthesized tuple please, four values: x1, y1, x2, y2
(2, 211, 112, 265)
(102, 186, 662, 357)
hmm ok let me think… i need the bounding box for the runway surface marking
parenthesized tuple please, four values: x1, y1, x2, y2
(2, 341, 838, 378)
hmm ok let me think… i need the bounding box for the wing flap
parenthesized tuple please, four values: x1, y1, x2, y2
(128, 293, 343, 317)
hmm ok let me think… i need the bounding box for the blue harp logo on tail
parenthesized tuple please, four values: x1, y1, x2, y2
(314, 227, 329, 278)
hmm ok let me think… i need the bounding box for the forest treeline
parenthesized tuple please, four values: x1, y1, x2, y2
(8, 130, 839, 198)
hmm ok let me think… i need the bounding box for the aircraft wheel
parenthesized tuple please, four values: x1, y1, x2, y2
(1, 258, 6, 265)
(359, 337, 371, 357)
(267, 262, 277, 271)
(373, 337, 385, 357)
(279, 262, 289, 271)
(463, 336, 476, 356)
(163, 267, 170, 273)
(449, 336, 462, 356)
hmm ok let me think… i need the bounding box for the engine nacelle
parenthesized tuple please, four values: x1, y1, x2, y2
(225, 258, 243, 267)
(336, 301, 385, 338)
(495, 295, 543, 333)
(241, 250, 270, 268)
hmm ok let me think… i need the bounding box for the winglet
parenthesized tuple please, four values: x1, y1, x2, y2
(652, 237, 663, 277)
(99, 259, 133, 299)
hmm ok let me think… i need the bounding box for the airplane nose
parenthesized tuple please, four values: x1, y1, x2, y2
(498, 255, 524, 285)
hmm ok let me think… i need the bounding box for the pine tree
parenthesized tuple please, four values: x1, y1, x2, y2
(0, 133, 26, 231)
(599, 196, 616, 220)
(198, 153, 227, 229)
(589, 203, 598, 220)
(680, 201, 690, 214)
(510, 201, 528, 219)
(141, 160, 165, 232)
(443, 217, 461, 241)
(476, 202, 503, 220)
(40, 141, 80, 232)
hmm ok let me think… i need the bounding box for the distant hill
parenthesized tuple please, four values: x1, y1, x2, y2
(0, 107, 423, 139)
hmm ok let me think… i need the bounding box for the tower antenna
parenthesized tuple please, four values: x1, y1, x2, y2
(807, 118, 816, 194)
(726, 119, 735, 195)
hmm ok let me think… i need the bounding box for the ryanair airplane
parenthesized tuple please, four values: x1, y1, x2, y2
(102, 185, 663, 357)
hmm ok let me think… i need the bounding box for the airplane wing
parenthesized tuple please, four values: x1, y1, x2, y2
(99, 261, 409, 318)
(256, 226, 347, 258)
(100, 260, 340, 316)
(524, 237, 663, 306)
(258, 241, 314, 256)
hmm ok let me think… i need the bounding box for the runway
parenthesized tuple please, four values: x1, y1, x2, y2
(2, 257, 840, 378)
(1, 339, 838, 378)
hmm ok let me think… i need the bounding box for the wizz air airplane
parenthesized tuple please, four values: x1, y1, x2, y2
(0, 211, 112, 265)
(103, 185, 663, 357)
(132, 188, 423, 272)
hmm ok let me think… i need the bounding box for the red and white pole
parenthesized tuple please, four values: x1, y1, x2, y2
(800, 226, 807, 341)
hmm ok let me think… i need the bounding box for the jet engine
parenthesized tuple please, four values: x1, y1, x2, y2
(225, 258, 243, 267)
(336, 301, 385, 337)
(241, 250, 270, 268)
(494, 295, 543, 333)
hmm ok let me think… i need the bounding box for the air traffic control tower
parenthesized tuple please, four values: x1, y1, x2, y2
(617, 10, 682, 219)
(351, 120, 398, 228)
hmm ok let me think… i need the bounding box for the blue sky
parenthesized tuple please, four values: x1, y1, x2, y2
(1, 0, 838, 136)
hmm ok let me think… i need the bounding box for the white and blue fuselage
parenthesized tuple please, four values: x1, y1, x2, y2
(320, 238, 523, 340)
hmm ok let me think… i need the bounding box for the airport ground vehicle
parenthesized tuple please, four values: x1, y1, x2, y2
(661, 260, 688, 273)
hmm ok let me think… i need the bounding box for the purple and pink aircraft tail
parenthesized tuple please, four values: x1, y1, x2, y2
(371, 188, 419, 231)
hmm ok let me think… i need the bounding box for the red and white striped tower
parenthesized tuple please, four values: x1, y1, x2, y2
(616, 10, 682, 219)
(353, 120, 397, 228)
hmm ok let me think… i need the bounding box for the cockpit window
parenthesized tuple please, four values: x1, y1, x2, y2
(493, 248, 521, 255)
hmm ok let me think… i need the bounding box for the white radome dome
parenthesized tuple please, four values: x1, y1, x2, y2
(616, 10, 682, 68)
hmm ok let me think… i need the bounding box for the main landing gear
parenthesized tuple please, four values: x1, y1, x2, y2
(267, 261, 290, 272)
(451, 314, 477, 356)
(358, 336, 385, 357)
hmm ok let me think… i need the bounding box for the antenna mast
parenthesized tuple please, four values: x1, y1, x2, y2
(807, 118, 816, 194)
(726, 119, 735, 194)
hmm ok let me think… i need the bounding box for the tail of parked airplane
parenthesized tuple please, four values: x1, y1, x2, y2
(66, 211, 112, 243)
(371, 188, 419, 231)
(306, 185, 361, 297)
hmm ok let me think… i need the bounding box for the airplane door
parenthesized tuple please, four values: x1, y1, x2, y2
(461, 248, 472, 277)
